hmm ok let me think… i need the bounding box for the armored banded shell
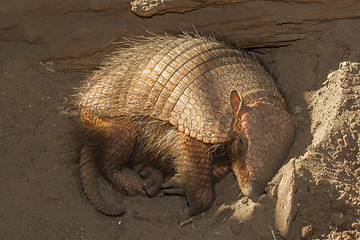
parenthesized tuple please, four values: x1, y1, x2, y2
(78, 35, 284, 144)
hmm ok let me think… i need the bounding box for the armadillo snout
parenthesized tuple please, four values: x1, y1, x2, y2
(232, 101, 295, 201)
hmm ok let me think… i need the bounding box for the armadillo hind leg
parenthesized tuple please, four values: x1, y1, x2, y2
(79, 145, 125, 216)
(105, 167, 146, 196)
(162, 133, 214, 216)
(97, 118, 147, 196)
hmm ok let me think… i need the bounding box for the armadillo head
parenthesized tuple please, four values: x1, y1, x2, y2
(229, 90, 295, 201)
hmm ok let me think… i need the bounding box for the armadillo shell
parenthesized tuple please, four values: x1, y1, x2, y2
(78, 35, 284, 144)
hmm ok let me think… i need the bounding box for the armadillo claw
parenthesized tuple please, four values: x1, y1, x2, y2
(161, 177, 186, 196)
(161, 176, 214, 215)
(140, 167, 164, 197)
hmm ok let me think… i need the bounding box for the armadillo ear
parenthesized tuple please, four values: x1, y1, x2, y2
(230, 90, 242, 115)
(230, 90, 249, 117)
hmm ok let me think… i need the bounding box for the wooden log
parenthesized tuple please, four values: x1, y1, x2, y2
(2, 0, 358, 71)
(131, 0, 360, 47)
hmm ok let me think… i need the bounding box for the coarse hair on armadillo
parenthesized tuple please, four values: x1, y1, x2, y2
(75, 32, 225, 100)
(130, 115, 224, 168)
(76, 33, 285, 146)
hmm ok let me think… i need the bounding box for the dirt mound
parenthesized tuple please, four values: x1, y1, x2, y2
(292, 61, 360, 239)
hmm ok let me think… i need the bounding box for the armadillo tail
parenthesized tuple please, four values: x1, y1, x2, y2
(79, 146, 125, 216)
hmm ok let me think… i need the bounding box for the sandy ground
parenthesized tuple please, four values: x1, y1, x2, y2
(1, 17, 359, 239)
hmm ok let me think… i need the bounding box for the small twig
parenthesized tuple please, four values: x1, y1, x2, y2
(32, 65, 62, 84)
(159, 224, 169, 235)
(270, 226, 277, 240)
(45, 67, 55, 72)
(178, 217, 193, 234)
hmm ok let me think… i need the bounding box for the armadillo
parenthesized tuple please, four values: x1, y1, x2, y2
(76, 34, 295, 216)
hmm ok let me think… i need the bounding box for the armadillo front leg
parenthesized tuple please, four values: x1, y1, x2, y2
(162, 133, 214, 216)
(211, 162, 231, 183)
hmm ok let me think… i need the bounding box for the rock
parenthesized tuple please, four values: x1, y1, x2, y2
(275, 159, 298, 238)
(301, 225, 313, 239)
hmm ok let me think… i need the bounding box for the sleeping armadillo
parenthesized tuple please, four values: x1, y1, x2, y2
(76, 34, 295, 216)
